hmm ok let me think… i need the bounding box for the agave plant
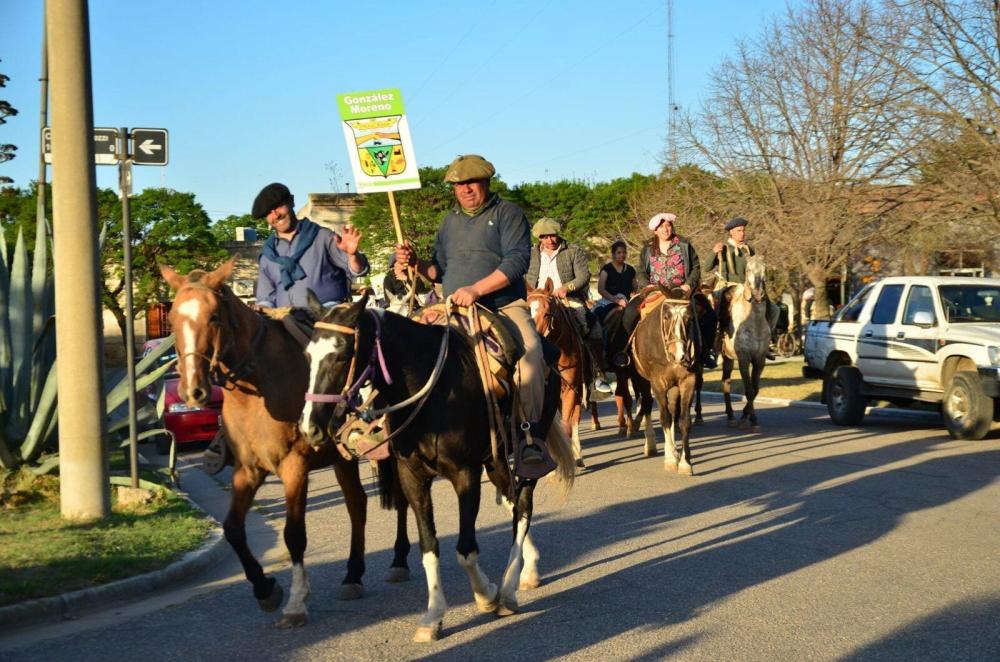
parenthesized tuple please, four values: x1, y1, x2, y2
(0, 218, 176, 474)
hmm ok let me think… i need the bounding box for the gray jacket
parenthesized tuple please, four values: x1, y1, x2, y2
(525, 240, 591, 302)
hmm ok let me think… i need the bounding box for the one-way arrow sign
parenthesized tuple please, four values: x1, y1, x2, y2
(130, 128, 169, 166)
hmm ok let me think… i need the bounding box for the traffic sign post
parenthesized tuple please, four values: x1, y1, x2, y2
(130, 128, 169, 166)
(41, 126, 119, 165)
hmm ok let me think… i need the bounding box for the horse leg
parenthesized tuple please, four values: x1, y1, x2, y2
(223, 464, 283, 614)
(487, 463, 541, 592)
(737, 357, 753, 431)
(331, 458, 367, 599)
(722, 358, 737, 426)
(677, 382, 695, 475)
(398, 467, 446, 642)
(387, 474, 412, 583)
(498, 479, 537, 616)
(451, 468, 501, 618)
(749, 356, 765, 432)
(275, 452, 310, 629)
(662, 389, 680, 472)
(694, 370, 704, 425)
(571, 399, 585, 468)
(640, 380, 656, 457)
(589, 399, 601, 432)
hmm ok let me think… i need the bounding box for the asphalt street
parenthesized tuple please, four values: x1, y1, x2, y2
(2, 396, 999, 661)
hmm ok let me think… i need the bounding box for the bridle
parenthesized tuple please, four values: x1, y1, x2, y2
(176, 283, 267, 388)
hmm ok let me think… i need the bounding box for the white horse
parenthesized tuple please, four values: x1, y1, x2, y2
(719, 255, 771, 431)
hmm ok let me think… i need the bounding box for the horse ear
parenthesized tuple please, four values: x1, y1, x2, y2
(544, 277, 554, 293)
(306, 289, 325, 318)
(159, 264, 185, 291)
(202, 258, 236, 290)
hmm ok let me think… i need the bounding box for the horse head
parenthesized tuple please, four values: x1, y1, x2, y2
(663, 301, 694, 365)
(300, 290, 372, 446)
(160, 259, 235, 408)
(526, 283, 556, 337)
(744, 255, 767, 303)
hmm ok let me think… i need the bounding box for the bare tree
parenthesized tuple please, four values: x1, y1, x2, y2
(683, 0, 919, 317)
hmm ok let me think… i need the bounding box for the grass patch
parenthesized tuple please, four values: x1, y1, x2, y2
(0, 469, 212, 607)
(701, 357, 823, 402)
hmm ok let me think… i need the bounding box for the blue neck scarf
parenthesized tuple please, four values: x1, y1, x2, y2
(261, 218, 321, 290)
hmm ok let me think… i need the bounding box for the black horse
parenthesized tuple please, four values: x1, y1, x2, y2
(299, 293, 574, 642)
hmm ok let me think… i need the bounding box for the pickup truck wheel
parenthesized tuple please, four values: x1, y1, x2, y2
(943, 371, 992, 440)
(827, 367, 866, 426)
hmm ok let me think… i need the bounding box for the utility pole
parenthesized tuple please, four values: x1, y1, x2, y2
(667, 0, 678, 170)
(47, 0, 109, 521)
(37, 6, 48, 227)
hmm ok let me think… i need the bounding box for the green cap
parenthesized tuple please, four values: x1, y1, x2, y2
(444, 154, 496, 183)
(532, 217, 561, 238)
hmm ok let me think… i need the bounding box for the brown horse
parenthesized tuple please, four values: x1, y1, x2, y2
(719, 255, 770, 431)
(160, 260, 410, 629)
(527, 282, 598, 468)
(631, 292, 700, 475)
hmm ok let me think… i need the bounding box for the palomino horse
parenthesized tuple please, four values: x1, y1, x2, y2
(300, 295, 574, 642)
(604, 305, 654, 439)
(631, 291, 700, 475)
(527, 282, 598, 468)
(719, 254, 770, 431)
(160, 260, 410, 629)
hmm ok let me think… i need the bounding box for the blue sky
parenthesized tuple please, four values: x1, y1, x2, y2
(1, 1, 790, 220)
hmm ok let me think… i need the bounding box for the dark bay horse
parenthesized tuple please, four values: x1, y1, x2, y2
(603, 305, 654, 439)
(160, 260, 410, 629)
(719, 255, 770, 431)
(527, 282, 599, 468)
(300, 295, 575, 642)
(631, 293, 700, 475)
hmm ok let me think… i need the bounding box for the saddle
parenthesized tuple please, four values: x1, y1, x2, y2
(637, 285, 688, 321)
(261, 306, 316, 348)
(418, 303, 524, 399)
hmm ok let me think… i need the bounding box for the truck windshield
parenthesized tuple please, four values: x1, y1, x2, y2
(938, 285, 1000, 323)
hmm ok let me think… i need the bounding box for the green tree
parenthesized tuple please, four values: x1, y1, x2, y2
(0, 60, 17, 185)
(97, 188, 226, 344)
(210, 213, 269, 244)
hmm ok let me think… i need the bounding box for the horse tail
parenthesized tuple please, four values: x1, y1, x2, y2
(544, 416, 575, 500)
(375, 457, 396, 510)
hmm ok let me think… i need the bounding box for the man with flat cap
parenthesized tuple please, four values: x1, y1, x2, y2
(252, 182, 369, 309)
(394, 154, 548, 466)
(709, 216, 778, 358)
(525, 217, 612, 394)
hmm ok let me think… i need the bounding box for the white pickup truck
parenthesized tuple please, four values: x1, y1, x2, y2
(802, 276, 1000, 439)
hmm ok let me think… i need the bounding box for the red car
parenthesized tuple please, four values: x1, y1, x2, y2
(142, 339, 224, 454)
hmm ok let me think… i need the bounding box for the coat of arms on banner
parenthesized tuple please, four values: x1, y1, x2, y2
(346, 116, 406, 178)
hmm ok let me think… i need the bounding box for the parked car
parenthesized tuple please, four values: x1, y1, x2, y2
(141, 339, 224, 454)
(802, 276, 1000, 439)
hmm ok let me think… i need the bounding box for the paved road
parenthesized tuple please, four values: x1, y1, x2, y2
(3, 397, 999, 661)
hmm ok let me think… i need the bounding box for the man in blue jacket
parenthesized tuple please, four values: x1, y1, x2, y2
(252, 182, 369, 309)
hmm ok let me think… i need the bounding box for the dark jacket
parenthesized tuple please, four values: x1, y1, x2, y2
(429, 194, 531, 311)
(636, 236, 701, 290)
(525, 240, 591, 302)
(707, 241, 756, 284)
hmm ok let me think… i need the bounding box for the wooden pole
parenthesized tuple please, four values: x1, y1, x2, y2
(387, 190, 404, 245)
(386, 190, 420, 311)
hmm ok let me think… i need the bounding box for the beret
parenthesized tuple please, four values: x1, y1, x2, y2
(648, 212, 677, 231)
(725, 217, 749, 231)
(532, 217, 561, 238)
(251, 182, 293, 219)
(444, 154, 496, 183)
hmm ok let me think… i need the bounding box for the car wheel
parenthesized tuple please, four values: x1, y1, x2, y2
(827, 366, 866, 426)
(943, 371, 992, 440)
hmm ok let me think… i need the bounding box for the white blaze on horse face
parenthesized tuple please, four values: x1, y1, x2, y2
(529, 299, 541, 324)
(302, 335, 340, 435)
(175, 298, 204, 393)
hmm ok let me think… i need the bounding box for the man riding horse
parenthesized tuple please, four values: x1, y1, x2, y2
(708, 216, 778, 360)
(525, 217, 612, 395)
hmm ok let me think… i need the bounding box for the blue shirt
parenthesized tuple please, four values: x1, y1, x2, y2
(255, 218, 369, 308)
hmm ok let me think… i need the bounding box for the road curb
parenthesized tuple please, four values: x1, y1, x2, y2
(700, 390, 941, 421)
(0, 492, 228, 632)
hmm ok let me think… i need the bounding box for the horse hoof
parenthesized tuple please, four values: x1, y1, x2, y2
(617, 426, 627, 438)
(727, 419, 739, 428)
(678, 463, 694, 476)
(337, 583, 364, 600)
(475, 586, 500, 613)
(385, 567, 411, 583)
(591, 422, 602, 432)
(413, 622, 443, 642)
(575, 458, 586, 469)
(496, 598, 519, 617)
(257, 582, 284, 613)
(694, 416, 705, 426)
(275, 612, 307, 629)
(750, 425, 760, 433)
(519, 573, 541, 590)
